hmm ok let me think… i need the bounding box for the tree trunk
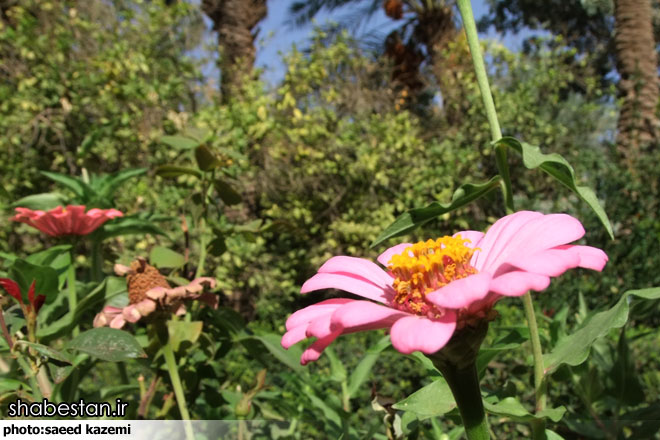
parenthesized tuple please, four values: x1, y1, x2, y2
(201, 0, 267, 101)
(614, 0, 659, 156)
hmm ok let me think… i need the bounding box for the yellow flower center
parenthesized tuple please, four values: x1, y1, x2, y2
(388, 235, 478, 317)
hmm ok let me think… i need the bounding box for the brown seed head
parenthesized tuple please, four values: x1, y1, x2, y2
(126, 258, 170, 304)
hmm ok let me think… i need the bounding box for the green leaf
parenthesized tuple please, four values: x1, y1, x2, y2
(495, 137, 613, 239)
(477, 327, 528, 377)
(214, 179, 242, 205)
(67, 328, 147, 362)
(195, 145, 222, 171)
(9, 259, 59, 304)
(11, 193, 68, 210)
(371, 176, 501, 247)
(347, 336, 390, 398)
(0, 378, 25, 394)
(16, 341, 72, 364)
(149, 246, 185, 269)
(97, 168, 147, 200)
(0, 183, 9, 200)
(155, 165, 202, 179)
(40, 171, 95, 202)
(392, 378, 456, 419)
(238, 333, 303, 373)
(96, 215, 168, 241)
(325, 347, 347, 383)
(167, 320, 203, 352)
(483, 397, 566, 423)
(544, 287, 660, 374)
(161, 135, 200, 150)
(545, 429, 566, 440)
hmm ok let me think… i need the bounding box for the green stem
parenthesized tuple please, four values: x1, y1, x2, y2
(456, 0, 514, 213)
(437, 361, 490, 440)
(67, 254, 79, 336)
(457, 1, 546, 437)
(523, 293, 547, 437)
(90, 239, 103, 282)
(16, 356, 43, 401)
(195, 217, 207, 279)
(162, 341, 194, 440)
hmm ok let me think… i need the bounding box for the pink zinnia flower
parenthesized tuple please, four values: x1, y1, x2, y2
(94, 258, 217, 329)
(11, 205, 123, 237)
(282, 211, 607, 365)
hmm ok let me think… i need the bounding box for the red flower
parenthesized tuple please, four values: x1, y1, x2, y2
(0, 278, 46, 315)
(11, 205, 123, 237)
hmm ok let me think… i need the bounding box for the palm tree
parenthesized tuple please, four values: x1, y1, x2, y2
(289, 0, 471, 116)
(614, 0, 659, 155)
(202, 0, 268, 101)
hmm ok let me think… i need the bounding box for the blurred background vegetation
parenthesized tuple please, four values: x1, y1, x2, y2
(1, 0, 660, 437)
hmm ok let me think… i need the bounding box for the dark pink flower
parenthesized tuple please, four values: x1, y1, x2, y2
(11, 205, 123, 237)
(282, 211, 608, 365)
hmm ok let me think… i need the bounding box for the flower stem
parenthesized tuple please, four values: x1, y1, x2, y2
(437, 361, 490, 440)
(195, 217, 207, 279)
(90, 239, 103, 282)
(522, 292, 547, 436)
(67, 254, 79, 336)
(456, 1, 547, 436)
(16, 356, 43, 401)
(162, 341, 194, 440)
(456, 0, 513, 213)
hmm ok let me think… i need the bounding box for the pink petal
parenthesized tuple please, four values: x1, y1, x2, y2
(389, 312, 457, 354)
(306, 314, 333, 339)
(318, 256, 393, 288)
(122, 305, 141, 323)
(285, 298, 354, 331)
(472, 211, 543, 270)
(301, 273, 392, 303)
(282, 325, 308, 349)
(481, 213, 585, 273)
(300, 331, 341, 365)
(489, 271, 550, 297)
(505, 248, 581, 277)
(110, 315, 126, 329)
(377, 243, 413, 267)
(555, 245, 608, 271)
(330, 300, 408, 332)
(426, 273, 492, 309)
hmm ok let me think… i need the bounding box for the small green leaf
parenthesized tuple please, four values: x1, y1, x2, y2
(16, 341, 72, 364)
(544, 287, 660, 374)
(208, 236, 227, 256)
(161, 135, 200, 150)
(149, 246, 185, 269)
(347, 336, 390, 398)
(9, 259, 59, 304)
(155, 165, 202, 179)
(496, 137, 613, 239)
(11, 193, 68, 210)
(0, 378, 25, 393)
(371, 176, 501, 247)
(40, 171, 95, 202)
(238, 333, 303, 373)
(97, 216, 168, 241)
(167, 320, 203, 352)
(195, 145, 222, 171)
(67, 328, 147, 362)
(97, 168, 147, 200)
(214, 179, 242, 205)
(484, 397, 565, 422)
(392, 378, 456, 419)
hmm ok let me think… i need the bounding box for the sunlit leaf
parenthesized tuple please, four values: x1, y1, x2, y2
(161, 135, 200, 150)
(483, 397, 565, 422)
(16, 341, 72, 364)
(155, 165, 202, 179)
(149, 246, 185, 269)
(40, 171, 95, 202)
(371, 176, 501, 247)
(67, 328, 146, 362)
(392, 378, 456, 419)
(167, 320, 203, 352)
(495, 137, 613, 239)
(11, 193, 68, 210)
(544, 287, 660, 374)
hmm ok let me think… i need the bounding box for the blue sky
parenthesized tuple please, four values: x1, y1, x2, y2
(249, 0, 528, 85)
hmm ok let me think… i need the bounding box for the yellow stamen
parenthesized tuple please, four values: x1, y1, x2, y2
(388, 235, 478, 317)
